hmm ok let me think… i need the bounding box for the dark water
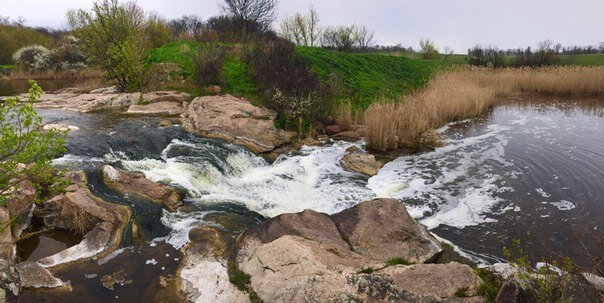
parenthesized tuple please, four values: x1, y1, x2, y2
(21, 98, 604, 301)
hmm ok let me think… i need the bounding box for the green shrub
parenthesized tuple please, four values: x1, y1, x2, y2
(358, 267, 375, 274)
(193, 44, 226, 87)
(454, 287, 470, 298)
(475, 268, 503, 302)
(386, 258, 412, 266)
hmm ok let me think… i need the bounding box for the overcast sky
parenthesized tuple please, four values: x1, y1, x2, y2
(2, 0, 603, 53)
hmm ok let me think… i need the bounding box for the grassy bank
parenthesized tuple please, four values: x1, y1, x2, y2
(145, 41, 260, 101)
(296, 47, 439, 109)
(365, 66, 604, 150)
(558, 53, 604, 66)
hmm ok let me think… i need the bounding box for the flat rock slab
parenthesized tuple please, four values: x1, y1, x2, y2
(182, 94, 296, 154)
(16, 262, 64, 289)
(127, 101, 183, 116)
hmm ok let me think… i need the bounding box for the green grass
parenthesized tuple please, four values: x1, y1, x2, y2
(558, 53, 604, 66)
(0, 65, 13, 70)
(145, 41, 260, 101)
(296, 47, 441, 109)
(386, 257, 412, 266)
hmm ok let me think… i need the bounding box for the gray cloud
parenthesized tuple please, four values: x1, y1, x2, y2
(2, 0, 603, 53)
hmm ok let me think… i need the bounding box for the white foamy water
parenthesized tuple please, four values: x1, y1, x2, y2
(368, 124, 514, 229)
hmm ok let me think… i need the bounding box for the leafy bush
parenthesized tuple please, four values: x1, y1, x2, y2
(192, 44, 226, 87)
(0, 81, 66, 211)
(12, 45, 52, 72)
(420, 39, 440, 59)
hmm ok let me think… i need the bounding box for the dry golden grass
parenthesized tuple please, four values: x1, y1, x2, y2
(333, 99, 364, 131)
(3, 68, 102, 80)
(365, 66, 604, 151)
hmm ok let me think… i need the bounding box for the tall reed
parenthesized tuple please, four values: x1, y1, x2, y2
(365, 66, 604, 151)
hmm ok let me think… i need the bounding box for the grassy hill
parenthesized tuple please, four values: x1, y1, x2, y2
(558, 53, 604, 66)
(144, 41, 260, 102)
(146, 42, 452, 109)
(296, 47, 441, 109)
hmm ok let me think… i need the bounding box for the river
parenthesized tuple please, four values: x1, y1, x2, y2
(16, 96, 604, 301)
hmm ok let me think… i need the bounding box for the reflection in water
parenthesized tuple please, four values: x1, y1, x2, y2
(23, 98, 604, 300)
(0, 78, 101, 96)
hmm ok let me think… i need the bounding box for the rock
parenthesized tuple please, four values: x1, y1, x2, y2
(237, 235, 379, 303)
(42, 123, 80, 131)
(341, 152, 384, 176)
(203, 85, 222, 96)
(15, 262, 64, 289)
(102, 165, 183, 211)
(325, 125, 342, 135)
(317, 135, 330, 142)
(90, 86, 120, 94)
(141, 91, 190, 104)
(33, 173, 131, 267)
(560, 274, 601, 303)
(182, 94, 296, 154)
(0, 260, 20, 303)
(331, 199, 442, 264)
(240, 209, 350, 250)
(159, 119, 173, 127)
(354, 125, 368, 137)
(180, 227, 250, 303)
(5, 179, 36, 241)
(0, 208, 14, 261)
(331, 131, 361, 142)
(35, 92, 141, 113)
(382, 263, 482, 298)
(584, 273, 604, 293)
(494, 279, 540, 303)
(127, 101, 183, 116)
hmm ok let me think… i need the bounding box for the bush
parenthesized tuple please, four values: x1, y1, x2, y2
(243, 37, 331, 127)
(420, 39, 440, 59)
(12, 45, 52, 72)
(192, 44, 226, 87)
(468, 46, 506, 68)
(50, 36, 88, 71)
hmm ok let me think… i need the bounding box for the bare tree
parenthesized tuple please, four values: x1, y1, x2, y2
(353, 24, 375, 51)
(537, 39, 554, 51)
(321, 25, 355, 51)
(419, 39, 439, 59)
(443, 46, 454, 61)
(220, 0, 279, 31)
(599, 42, 604, 53)
(279, 6, 321, 46)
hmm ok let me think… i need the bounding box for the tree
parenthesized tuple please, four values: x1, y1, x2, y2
(279, 6, 321, 47)
(353, 25, 375, 51)
(599, 42, 604, 53)
(419, 39, 439, 59)
(220, 0, 279, 31)
(1, 81, 66, 228)
(67, 0, 151, 91)
(321, 25, 355, 51)
(442, 46, 454, 61)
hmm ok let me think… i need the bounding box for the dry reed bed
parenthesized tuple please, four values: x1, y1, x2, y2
(365, 66, 604, 151)
(3, 69, 102, 80)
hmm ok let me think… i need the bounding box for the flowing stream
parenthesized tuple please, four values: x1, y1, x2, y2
(20, 96, 604, 301)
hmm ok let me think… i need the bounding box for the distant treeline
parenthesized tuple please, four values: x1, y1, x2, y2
(469, 40, 604, 68)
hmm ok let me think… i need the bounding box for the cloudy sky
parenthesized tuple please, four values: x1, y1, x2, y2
(2, 0, 602, 53)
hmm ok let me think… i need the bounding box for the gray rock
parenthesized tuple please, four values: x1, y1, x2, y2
(90, 86, 120, 94)
(16, 262, 64, 289)
(182, 94, 296, 154)
(341, 152, 384, 176)
(126, 101, 183, 116)
(0, 260, 19, 303)
(560, 274, 601, 303)
(332, 199, 443, 263)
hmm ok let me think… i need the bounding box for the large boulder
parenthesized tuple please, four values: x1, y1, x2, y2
(180, 227, 250, 303)
(126, 101, 184, 116)
(235, 199, 475, 302)
(35, 92, 140, 113)
(15, 262, 64, 289)
(332, 199, 443, 264)
(341, 152, 384, 176)
(102, 165, 183, 211)
(182, 95, 296, 154)
(0, 208, 14, 262)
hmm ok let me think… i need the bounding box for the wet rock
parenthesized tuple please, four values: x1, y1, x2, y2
(325, 125, 342, 135)
(332, 198, 443, 263)
(0, 260, 20, 303)
(33, 172, 131, 267)
(141, 91, 190, 104)
(0, 208, 14, 261)
(382, 263, 482, 299)
(331, 131, 361, 142)
(180, 226, 250, 303)
(90, 86, 120, 94)
(102, 165, 183, 211)
(15, 262, 64, 289)
(240, 209, 350, 250)
(159, 119, 173, 127)
(127, 101, 183, 116)
(560, 274, 601, 303)
(42, 123, 80, 132)
(494, 279, 540, 303)
(341, 152, 384, 176)
(182, 94, 296, 154)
